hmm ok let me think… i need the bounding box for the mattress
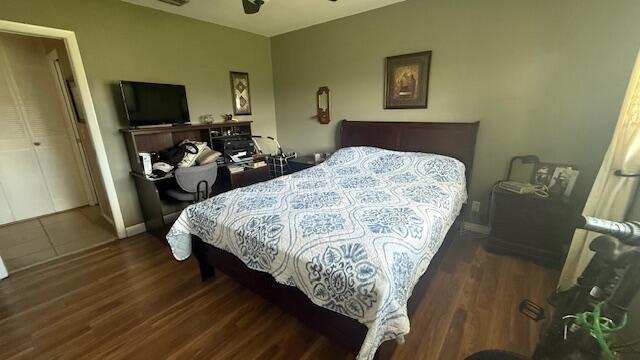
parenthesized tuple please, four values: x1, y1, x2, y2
(167, 146, 467, 360)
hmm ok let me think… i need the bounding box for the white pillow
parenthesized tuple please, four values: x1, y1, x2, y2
(196, 147, 221, 165)
(177, 140, 207, 167)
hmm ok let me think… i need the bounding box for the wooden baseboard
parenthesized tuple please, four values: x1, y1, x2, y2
(125, 223, 147, 237)
(125, 211, 182, 238)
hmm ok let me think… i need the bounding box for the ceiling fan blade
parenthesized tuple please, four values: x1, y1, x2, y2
(242, 0, 262, 14)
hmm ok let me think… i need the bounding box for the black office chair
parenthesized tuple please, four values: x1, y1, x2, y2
(165, 162, 218, 203)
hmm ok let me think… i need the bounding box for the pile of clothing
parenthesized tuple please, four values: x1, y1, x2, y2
(152, 140, 221, 177)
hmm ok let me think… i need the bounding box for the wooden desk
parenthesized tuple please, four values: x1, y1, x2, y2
(121, 122, 252, 174)
(130, 165, 269, 239)
(122, 122, 256, 237)
(226, 166, 270, 188)
(130, 172, 174, 182)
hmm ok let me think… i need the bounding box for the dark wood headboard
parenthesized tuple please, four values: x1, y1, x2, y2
(339, 120, 480, 183)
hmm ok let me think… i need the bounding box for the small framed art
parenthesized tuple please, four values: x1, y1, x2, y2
(230, 71, 252, 115)
(532, 163, 579, 197)
(384, 51, 431, 109)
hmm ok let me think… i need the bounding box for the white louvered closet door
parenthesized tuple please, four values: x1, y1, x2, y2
(0, 33, 88, 224)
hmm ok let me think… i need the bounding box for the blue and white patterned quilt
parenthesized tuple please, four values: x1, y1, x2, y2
(166, 146, 467, 359)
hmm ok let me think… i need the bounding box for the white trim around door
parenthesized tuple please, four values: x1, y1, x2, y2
(46, 48, 98, 206)
(0, 20, 126, 239)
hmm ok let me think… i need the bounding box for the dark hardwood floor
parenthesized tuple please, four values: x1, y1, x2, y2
(0, 231, 558, 359)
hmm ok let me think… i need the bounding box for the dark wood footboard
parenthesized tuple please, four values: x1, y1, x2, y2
(191, 220, 461, 359)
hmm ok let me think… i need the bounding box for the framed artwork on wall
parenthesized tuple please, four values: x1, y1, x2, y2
(230, 71, 252, 115)
(384, 51, 431, 109)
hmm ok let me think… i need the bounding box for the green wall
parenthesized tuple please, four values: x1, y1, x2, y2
(2, 0, 640, 352)
(0, 0, 277, 227)
(271, 0, 640, 219)
(2, 0, 639, 226)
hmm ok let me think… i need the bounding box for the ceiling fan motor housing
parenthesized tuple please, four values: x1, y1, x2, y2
(158, 0, 190, 6)
(242, 0, 335, 15)
(242, 0, 264, 14)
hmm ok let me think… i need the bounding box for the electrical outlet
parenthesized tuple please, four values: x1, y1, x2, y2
(471, 201, 481, 213)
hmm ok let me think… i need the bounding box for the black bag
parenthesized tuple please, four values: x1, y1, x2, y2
(159, 142, 198, 167)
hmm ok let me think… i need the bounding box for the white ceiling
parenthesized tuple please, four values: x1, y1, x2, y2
(121, 0, 406, 37)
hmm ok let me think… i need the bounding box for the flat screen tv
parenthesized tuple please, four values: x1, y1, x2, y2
(120, 81, 190, 127)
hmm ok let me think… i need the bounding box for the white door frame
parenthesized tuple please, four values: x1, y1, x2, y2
(0, 256, 7, 280)
(46, 48, 98, 206)
(0, 20, 126, 239)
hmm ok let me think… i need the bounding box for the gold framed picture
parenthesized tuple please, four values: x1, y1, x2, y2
(384, 51, 431, 109)
(230, 71, 252, 115)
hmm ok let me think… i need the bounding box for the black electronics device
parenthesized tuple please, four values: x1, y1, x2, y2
(212, 136, 255, 162)
(120, 81, 190, 127)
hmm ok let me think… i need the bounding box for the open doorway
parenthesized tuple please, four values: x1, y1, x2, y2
(0, 32, 115, 272)
(0, 21, 125, 275)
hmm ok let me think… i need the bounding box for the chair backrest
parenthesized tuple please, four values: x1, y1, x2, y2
(174, 163, 218, 193)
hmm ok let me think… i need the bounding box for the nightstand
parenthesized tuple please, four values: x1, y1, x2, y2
(486, 187, 577, 269)
(288, 155, 326, 173)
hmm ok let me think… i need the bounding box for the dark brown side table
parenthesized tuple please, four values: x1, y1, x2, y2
(486, 187, 577, 269)
(288, 155, 326, 173)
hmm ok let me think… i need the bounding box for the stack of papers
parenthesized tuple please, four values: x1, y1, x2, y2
(227, 164, 244, 173)
(245, 161, 267, 169)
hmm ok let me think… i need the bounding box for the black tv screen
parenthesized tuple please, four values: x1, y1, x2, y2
(120, 81, 190, 126)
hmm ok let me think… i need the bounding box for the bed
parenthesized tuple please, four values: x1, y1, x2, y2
(166, 120, 479, 359)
